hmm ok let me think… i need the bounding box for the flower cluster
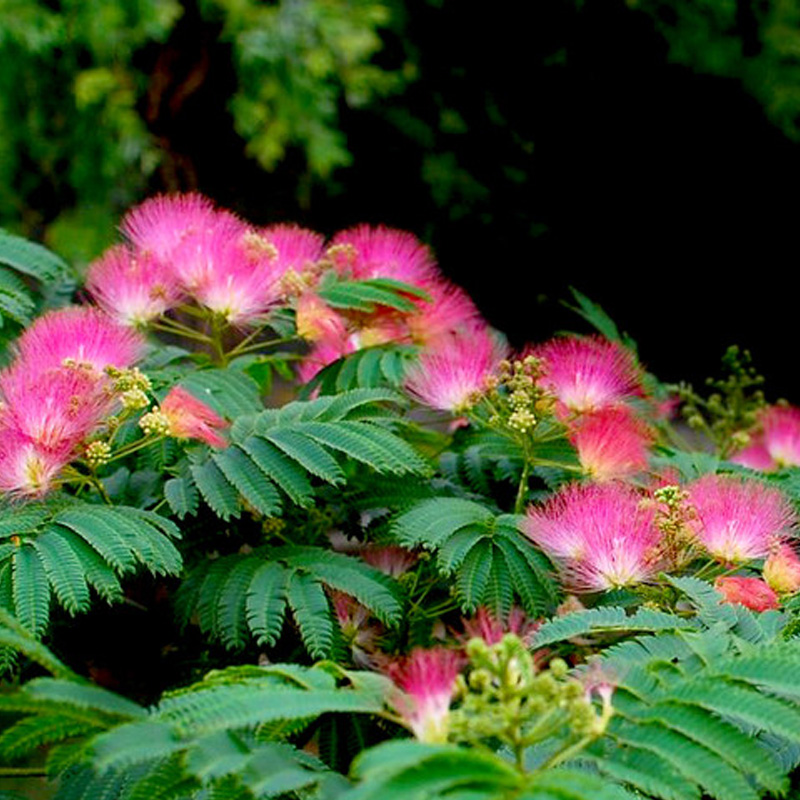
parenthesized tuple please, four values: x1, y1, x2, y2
(0, 307, 145, 495)
(523, 474, 799, 601)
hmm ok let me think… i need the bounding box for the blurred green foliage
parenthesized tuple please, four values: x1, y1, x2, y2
(1, 0, 800, 265)
(0, 0, 406, 262)
(628, 0, 800, 138)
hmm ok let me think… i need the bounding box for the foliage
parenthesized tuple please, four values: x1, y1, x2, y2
(4, 207, 800, 800)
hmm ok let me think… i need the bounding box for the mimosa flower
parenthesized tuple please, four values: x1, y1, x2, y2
(763, 543, 800, 594)
(522, 482, 660, 592)
(570, 407, 653, 482)
(295, 294, 347, 342)
(361, 545, 418, 577)
(731, 406, 800, 471)
(0, 431, 68, 496)
(404, 326, 508, 412)
(387, 647, 464, 742)
(160, 387, 229, 448)
(715, 576, 779, 612)
(120, 193, 220, 260)
(0, 367, 110, 455)
(460, 606, 539, 647)
(16, 307, 145, 376)
(329, 225, 440, 286)
(86, 245, 183, 326)
(533, 335, 642, 413)
(330, 591, 381, 667)
(261, 223, 325, 275)
(406, 280, 481, 346)
(296, 337, 356, 383)
(685, 475, 795, 563)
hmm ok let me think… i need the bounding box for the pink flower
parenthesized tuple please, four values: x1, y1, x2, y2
(763, 544, 800, 595)
(120, 193, 220, 261)
(533, 336, 642, 414)
(685, 475, 795, 563)
(160, 387, 229, 448)
(330, 591, 381, 667)
(0, 430, 70, 496)
(0, 367, 109, 455)
(361, 545, 418, 577)
(261, 224, 325, 276)
(731, 406, 800, 471)
(386, 647, 463, 742)
(715, 576, 779, 612)
(329, 225, 440, 286)
(296, 336, 357, 383)
(406, 280, 482, 347)
(15, 307, 145, 376)
(404, 326, 508, 412)
(522, 483, 660, 592)
(460, 606, 540, 647)
(570, 407, 653, 482)
(295, 294, 348, 342)
(86, 245, 183, 326)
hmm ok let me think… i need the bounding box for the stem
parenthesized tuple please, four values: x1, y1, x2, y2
(106, 434, 165, 463)
(514, 457, 531, 514)
(535, 734, 596, 773)
(151, 320, 213, 345)
(0, 767, 48, 777)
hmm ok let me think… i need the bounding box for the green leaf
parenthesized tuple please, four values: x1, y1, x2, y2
(262, 428, 345, 484)
(286, 571, 334, 658)
(0, 228, 70, 282)
(31, 530, 90, 614)
(164, 476, 200, 519)
(239, 437, 314, 507)
(246, 561, 289, 646)
(213, 447, 282, 516)
(11, 545, 50, 636)
(191, 460, 241, 520)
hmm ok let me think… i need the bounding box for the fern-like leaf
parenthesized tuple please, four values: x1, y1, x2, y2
(286, 570, 334, 658)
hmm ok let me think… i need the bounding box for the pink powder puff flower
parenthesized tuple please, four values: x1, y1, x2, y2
(406, 280, 482, 347)
(522, 482, 661, 592)
(329, 225, 441, 286)
(295, 293, 348, 342)
(160, 387, 229, 448)
(685, 475, 795, 563)
(460, 606, 540, 648)
(715, 576, 779, 612)
(120, 193, 220, 261)
(404, 326, 508, 413)
(533, 335, 642, 414)
(386, 647, 464, 742)
(0, 366, 110, 455)
(16, 307, 145, 376)
(732, 406, 800, 471)
(0, 430, 69, 496)
(261, 224, 325, 277)
(296, 336, 357, 383)
(763, 543, 800, 595)
(86, 245, 183, 326)
(570, 407, 653, 482)
(362, 544, 418, 577)
(330, 591, 381, 668)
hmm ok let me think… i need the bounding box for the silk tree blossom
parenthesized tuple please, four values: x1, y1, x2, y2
(329, 225, 441, 286)
(361, 544, 418, 577)
(86, 245, 183, 326)
(685, 475, 795, 563)
(764, 544, 800, 594)
(533, 335, 642, 414)
(715, 576, 780, 612)
(404, 326, 508, 413)
(120, 193, 220, 261)
(260, 224, 325, 293)
(406, 280, 482, 347)
(0, 367, 110, 455)
(731, 406, 800, 471)
(159, 387, 229, 448)
(330, 591, 381, 667)
(295, 294, 347, 342)
(522, 483, 661, 592)
(16, 307, 145, 376)
(386, 647, 464, 742)
(0, 431, 67, 495)
(570, 407, 653, 482)
(460, 606, 539, 648)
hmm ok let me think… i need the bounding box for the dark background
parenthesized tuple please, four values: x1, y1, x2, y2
(150, 1, 800, 400)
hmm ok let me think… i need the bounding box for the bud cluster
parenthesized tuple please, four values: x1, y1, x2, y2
(650, 484, 698, 569)
(85, 440, 112, 468)
(139, 409, 171, 437)
(448, 634, 612, 754)
(487, 357, 551, 434)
